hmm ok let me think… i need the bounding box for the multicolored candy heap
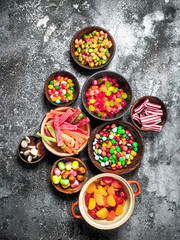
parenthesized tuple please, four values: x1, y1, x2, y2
(132, 99, 163, 132)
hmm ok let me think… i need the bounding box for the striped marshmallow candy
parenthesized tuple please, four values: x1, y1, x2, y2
(140, 114, 161, 125)
(144, 108, 163, 116)
(134, 99, 149, 114)
(141, 124, 162, 132)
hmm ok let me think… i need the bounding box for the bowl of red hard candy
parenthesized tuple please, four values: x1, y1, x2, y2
(71, 173, 141, 230)
(82, 71, 132, 121)
(130, 96, 168, 132)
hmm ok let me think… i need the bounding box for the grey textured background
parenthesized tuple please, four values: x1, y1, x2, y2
(0, 0, 180, 239)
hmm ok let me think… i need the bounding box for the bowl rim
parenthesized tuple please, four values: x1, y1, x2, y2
(50, 157, 88, 194)
(81, 70, 132, 121)
(40, 106, 91, 157)
(44, 70, 80, 107)
(87, 120, 144, 175)
(18, 135, 46, 164)
(78, 173, 135, 230)
(70, 26, 116, 70)
(130, 95, 168, 132)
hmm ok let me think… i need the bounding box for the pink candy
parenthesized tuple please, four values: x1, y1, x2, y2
(133, 98, 164, 132)
(71, 179, 79, 188)
(54, 168, 61, 176)
(70, 169, 77, 177)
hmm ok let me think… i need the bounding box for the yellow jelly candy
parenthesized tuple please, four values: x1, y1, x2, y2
(96, 208, 109, 219)
(98, 186, 107, 196)
(71, 161, 79, 170)
(107, 195, 116, 207)
(88, 198, 96, 210)
(52, 97, 57, 102)
(48, 85, 53, 89)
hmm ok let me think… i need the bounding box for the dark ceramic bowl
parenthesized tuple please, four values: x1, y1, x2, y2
(18, 135, 46, 164)
(70, 26, 115, 70)
(88, 120, 144, 175)
(130, 96, 168, 132)
(50, 157, 88, 194)
(82, 71, 132, 121)
(45, 71, 80, 107)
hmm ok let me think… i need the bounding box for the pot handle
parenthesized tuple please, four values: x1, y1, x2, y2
(71, 200, 82, 219)
(127, 180, 141, 197)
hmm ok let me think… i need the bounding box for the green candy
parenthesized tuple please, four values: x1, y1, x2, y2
(55, 85, 60, 90)
(66, 93, 70, 97)
(60, 179, 69, 186)
(121, 130, 125, 134)
(110, 100, 114, 106)
(109, 149, 114, 154)
(58, 175, 62, 181)
(69, 87, 74, 92)
(119, 157, 124, 162)
(105, 91, 111, 96)
(103, 156, 108, 161)
(112, 159, 115, 164)
(121, 161, 125, 166)
(105, 81, 111, 87)
(133, 142, 138, 147)
(58, 161, 65, 171)
(134, 147, 138, 152)
(122, 134, 127, 138)
(50, 80, 54, 85)
(99, 160, 103, 163)
(111, 139, 116, 144)
(109, 156, 113, 160)
(97, 112, 102, 117)
(117, 130, 122, 134)
(98, 78, 103, 84)
(100, 136, 102, 139)
(112, 154, 116, 159)
(113, 88, 119, 93)
(118, 126, 122, 130)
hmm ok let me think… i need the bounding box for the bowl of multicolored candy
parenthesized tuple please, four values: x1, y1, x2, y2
(82, 71, 132, 121)
(71, 173, 141, 229)
(71, 26, 115, 70)
(88, 121, 144, 175)
(45, 71, 80, 107)
(50, 157, 88, 194)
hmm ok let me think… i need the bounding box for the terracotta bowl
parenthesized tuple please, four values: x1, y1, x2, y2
(18, 135, 46, 164)
(88, 120, 144, 175)
(70, 26, 115, 70)
(71, 173, 141, 230)
(44, 71, 80, 107)
(50, 157, 88, 194)
(40, 107, 90, 157)
(82, 71, 132, 121)
(130, 96, 168, 132)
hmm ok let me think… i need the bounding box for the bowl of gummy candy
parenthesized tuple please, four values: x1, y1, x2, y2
(71, 173, 141, 229)
(71, 26, 115, 70)
(88, 121, 144, 175)
(50, 157, 88, 194)
(82, 71, 132, 121)
(45, 71, 80, 107)
(38, 106, 90, 157)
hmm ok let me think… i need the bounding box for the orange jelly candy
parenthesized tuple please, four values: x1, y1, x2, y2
(86, 182, 96, 194)
(115, 205, 124, 216)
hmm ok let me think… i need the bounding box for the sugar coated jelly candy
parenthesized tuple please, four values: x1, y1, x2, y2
(52, 175, 60, 185)
(58, 161, 65, 170)
(71, 161, 79, 170)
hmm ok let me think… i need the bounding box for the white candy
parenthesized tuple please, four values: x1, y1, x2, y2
(99, 156, 103, 160)
(25, 136, 30, 144)
(21, 140, 27, 148)
(119, 140, 122, 144)
(93, 146, 95, 150)
(95, 155, 99, 161)
(27, 155, 32, 162)
(101, 162, 105, 167)
(109, 134, 114, 140)
(112, 127, 117, 133)
(55, 91, 59, 94)
(24, 150, 30, 156)
(30, 148, 38, 156)
(105, 161, 109, 166)
(102, 137, 107, 141)
(98, 149, 102, 154)
(62, 89, 66, 94)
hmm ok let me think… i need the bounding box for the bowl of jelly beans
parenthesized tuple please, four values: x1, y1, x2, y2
(45, 71, 80, 107)
(50, 157, 88, 194)
(88, 121, 144, 175)
(71, 26, 115, 70)
(71, 173, 141, 229)
(82, 71, 132, 121)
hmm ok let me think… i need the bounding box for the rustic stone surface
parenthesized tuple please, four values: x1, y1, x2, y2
(0, 0, 180, 239)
